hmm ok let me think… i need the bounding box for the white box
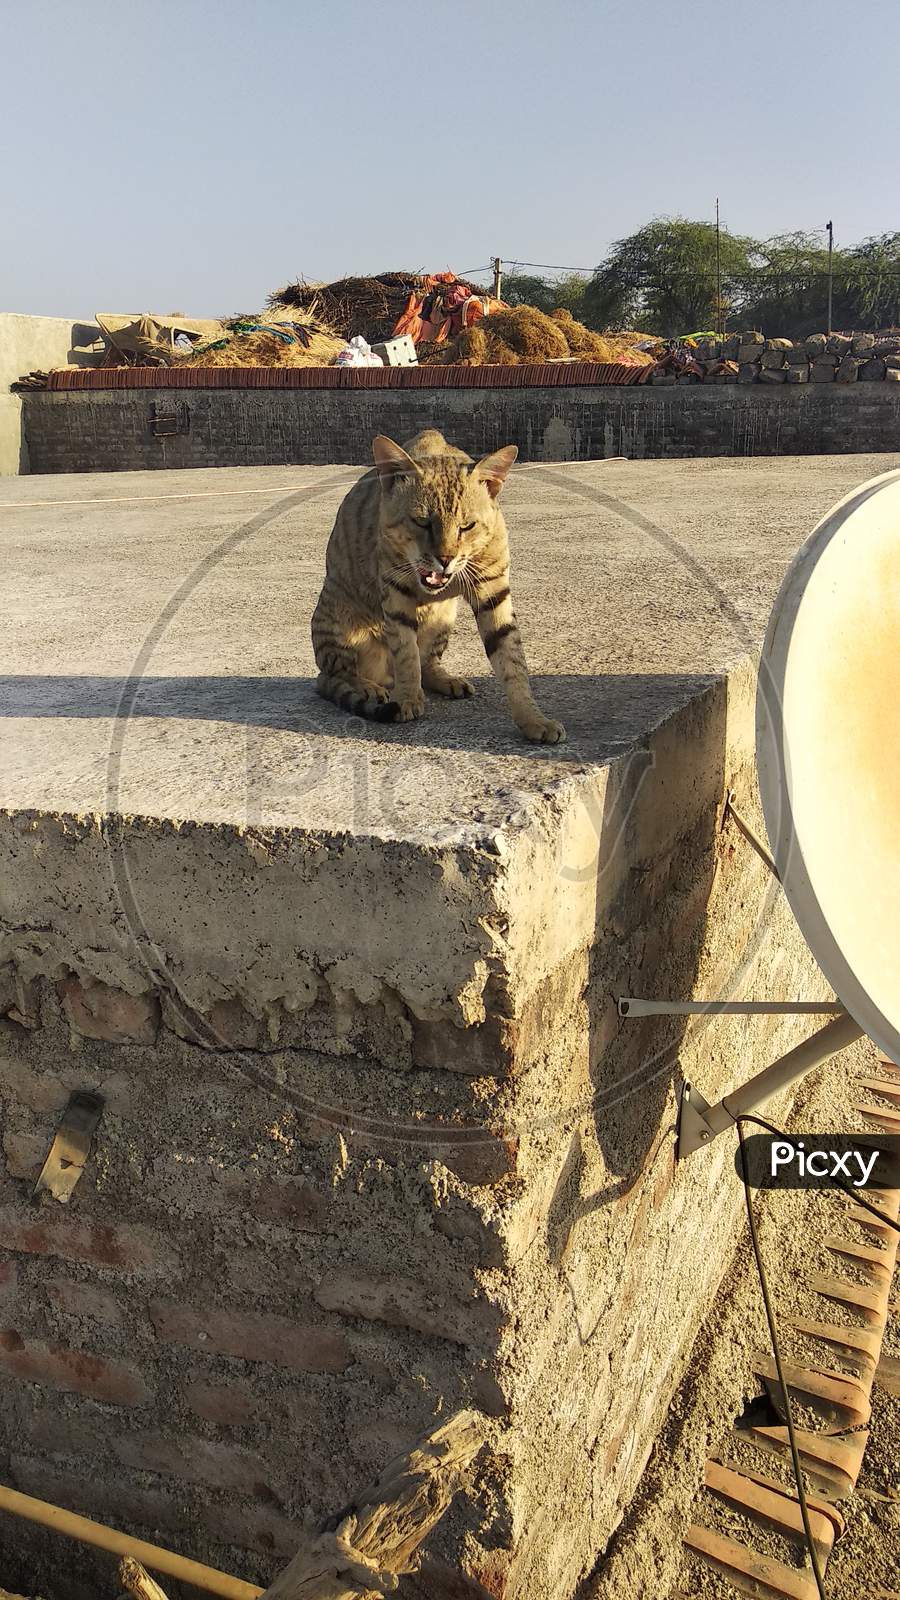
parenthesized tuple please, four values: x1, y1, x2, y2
(371, 335, 418, 367)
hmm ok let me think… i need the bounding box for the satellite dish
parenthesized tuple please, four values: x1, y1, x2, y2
(756, 466, 900, 1067)
(624, 466, 900, 1157)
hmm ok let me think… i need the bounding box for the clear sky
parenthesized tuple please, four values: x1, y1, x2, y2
(3, 0, 898, 318)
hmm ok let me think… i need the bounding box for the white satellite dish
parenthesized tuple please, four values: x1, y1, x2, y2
(757, 466, 900, 1067)
(619, 467, 900, 1155)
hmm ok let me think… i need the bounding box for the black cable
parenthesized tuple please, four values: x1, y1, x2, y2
(735, 1118, 829, 1599)
(736, 1112, 900, 1235)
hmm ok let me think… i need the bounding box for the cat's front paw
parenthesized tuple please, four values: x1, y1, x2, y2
(520, 715, 566, 744)
(437, 675, 475, 699)
(396, 691, 426, 722)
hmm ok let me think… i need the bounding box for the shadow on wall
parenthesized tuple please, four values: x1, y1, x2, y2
(544, 675, 729, 1277)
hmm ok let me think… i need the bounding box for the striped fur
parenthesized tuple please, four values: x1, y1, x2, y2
(311, 429, 565, 742)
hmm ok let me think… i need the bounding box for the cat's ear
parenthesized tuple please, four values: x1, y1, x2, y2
(473, 445, 518, 498)
(372, 435, 421, 483)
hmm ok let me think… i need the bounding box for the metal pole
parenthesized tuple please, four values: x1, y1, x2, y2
(678, 1011, 864, 1157)
(826, 220, 834, 335)
(723, 791, 780, 882)
(715, 197, 722, 337)
(492, 257, 502, 300)
(619, 999, 845, 1019)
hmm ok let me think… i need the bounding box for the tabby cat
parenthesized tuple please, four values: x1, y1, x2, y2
(311, 429, 565, 743)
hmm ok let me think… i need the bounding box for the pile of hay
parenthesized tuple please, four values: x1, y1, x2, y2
(175, 306, 347, 369)
(268, 272, 488, 344)
(549, 309, 618, 360)
(421, 304, 656, 367)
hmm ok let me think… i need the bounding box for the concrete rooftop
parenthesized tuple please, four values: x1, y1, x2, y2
(1, 454, 897, 837)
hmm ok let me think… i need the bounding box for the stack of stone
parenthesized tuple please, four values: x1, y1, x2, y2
(801, 331, 900, 384)
(650, 329, 900, 385)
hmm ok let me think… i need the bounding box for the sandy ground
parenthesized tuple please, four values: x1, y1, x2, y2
(584, 1039, 900, 1599)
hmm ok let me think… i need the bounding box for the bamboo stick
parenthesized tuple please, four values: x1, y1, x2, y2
(0, 1485, 261, 1600)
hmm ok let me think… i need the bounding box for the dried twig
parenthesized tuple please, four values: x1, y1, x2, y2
(117, 1558, 171, 1600)
(259, 1411, 484, 1600)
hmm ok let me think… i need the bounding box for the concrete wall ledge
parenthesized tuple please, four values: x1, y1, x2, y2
(19, 381, 900, 472)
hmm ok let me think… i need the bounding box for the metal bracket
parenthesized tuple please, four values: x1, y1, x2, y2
(676, 1012, 864, 1159)
(677, 1082, 716, 1154)
(722, 789, 780, 882)
(33, 1091, 104, 1204)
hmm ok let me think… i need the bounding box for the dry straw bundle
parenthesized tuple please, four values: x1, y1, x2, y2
(269, 272, 490, 343)
(176, 305, 346, 369)
(421, 305, 655, 367)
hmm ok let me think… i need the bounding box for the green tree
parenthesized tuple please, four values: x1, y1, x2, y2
(843, 233, 900, 328)
(499, 273, 556, 311)
(739, 233, 852, 337)
(582, 217, 756, 335)
(500, 271, 588, 320)
(498, 223, 900, 339)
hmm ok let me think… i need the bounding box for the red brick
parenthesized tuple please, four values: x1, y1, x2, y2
(0, 1331, 151, 1405)
(0, 1205, 179, 1276)
(183, 1380, 256, 1427)
(153, 1161, 328, 1235)
(45, 1278, 122, 1326)
(57, 977, 159, 1045)
(200, 1501, 301, 1559)
(349, 1420, 415, 1472)
(3, 1130, 46, 1182)
(16, 1403, 104, 1461)
(220, 1171, 327, 1232)
(205, 998, 268, 1049)
(222, 1247, 315, 1302)
(182, 1376, 318, 1432)
(248, 1177, 328, 1231)
(335, 1127, 518, 1187)
(10, 1456, 183, 1533)
(0, 1060, 68, 1114)
(113, 1431, 278, 1498)
(0, 1257, 17, 1310)
(411, 1015, 517, 1077)
(149, 1300, 351, 1374)
(0, 976, 40, 1030)
(314, 1270, 501, 1348)
(429, 1133, 519, 1186)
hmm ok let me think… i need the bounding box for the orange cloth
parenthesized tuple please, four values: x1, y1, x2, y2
(391, 276, 507, 345)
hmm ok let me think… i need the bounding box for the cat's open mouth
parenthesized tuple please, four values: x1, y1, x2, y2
(417, 567, 452, 592)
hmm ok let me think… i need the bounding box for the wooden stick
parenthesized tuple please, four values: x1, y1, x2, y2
(0, 1484, 260, 1600)
(259, 1411, 483, 1600)
(118, 1558, 171, 1600)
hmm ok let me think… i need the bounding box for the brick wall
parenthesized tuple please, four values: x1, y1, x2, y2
(0, 994, 508, 1594)
(21, 382, 900, 473)
(0, 656, 835, 1600)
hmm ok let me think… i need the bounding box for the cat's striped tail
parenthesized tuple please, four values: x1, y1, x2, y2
(315, 673, 399, 722)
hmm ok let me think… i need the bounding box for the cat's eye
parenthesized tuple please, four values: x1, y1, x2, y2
(412, 517, 430, 530)
(459, 522, 476, 534)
